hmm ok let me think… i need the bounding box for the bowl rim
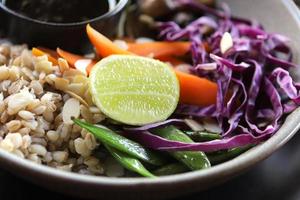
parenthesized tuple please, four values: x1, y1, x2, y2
(1, 107, 300, 187)
(0, 0, 128, 27)
(0, 0, 300, 191)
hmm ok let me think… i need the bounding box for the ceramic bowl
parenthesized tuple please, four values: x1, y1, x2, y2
(0, 0, 300, 199)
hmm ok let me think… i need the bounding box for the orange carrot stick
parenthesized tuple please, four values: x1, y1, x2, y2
(57, 48, 97, 75)
(85, 25, 218, 106)
(86, 24, 132, 57)
(37, 46, 59, 59)
(175, 70, 217, 106)
(32, 48, 58, 65)
(57, 48, 84, 66)
(127, 42, 191, 58)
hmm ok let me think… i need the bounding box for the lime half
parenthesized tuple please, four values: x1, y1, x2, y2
(89, 55, 179, 125)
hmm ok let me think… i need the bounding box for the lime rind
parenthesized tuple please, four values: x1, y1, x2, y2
(89, 55, 179, 125)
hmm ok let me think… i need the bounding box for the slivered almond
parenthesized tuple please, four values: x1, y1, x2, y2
(58, 58, 69, 73)
(220, 32, 233, 54)
(65, 90, 89, 107)
(62, 98, 80, 124)
(184, 119, 204, 131)
(54, 77, 69, 91)
(67, 83, 85, 97)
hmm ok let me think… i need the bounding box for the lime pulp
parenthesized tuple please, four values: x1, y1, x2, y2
(89, 55, 180, 125)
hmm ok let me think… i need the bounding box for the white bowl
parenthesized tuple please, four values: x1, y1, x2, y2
(0, 0, 300, 199)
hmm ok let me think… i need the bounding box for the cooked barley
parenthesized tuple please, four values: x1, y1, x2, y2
(28, 153, 42, 164)
(19, 127, 31, 135)
(31, 105, 46, 115)
(0, 66, 9, 81)
(29, 144, 47, 156)
(22, 119, 38, 130)
(80, 105, 93, 122)
(84, 133, 98, 150)
(46, 130, 59, 142)
(5, 133, 23, 148)
(0, 111, 9, 124)
(56, 164, 73, 172)
(22, 135, 31, 148)
(7, 88, 34, 115)
(18, 110, 35, 120)
(8, 66, 20, 81)
(52, 151, 68, 163)
(44, 152, 53, 163)
(0, 138, 14, 152)
(31, 137, 47, 146)
(6, 120, 21, 132)
(0, 44, 106, 176)
(74, 138, 91, 157)
(0, 102, 5, 114)
(12, 149, 25, 158)
(29, 80, 43, 95)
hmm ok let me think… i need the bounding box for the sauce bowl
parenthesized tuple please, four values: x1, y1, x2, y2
(0, 0, 128, 53)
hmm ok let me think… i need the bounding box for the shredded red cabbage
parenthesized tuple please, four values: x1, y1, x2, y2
(124, 0, 300, 152)
(126, 131, 269, 152)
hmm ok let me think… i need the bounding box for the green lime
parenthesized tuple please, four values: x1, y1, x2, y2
(89, 55, 179, 125)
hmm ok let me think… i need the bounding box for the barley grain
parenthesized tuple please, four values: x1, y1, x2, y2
(18, 110, 35, 120)
(53, 151, 68, 163)
(6, 120, 21, 132)
(29, 144, 47, 156)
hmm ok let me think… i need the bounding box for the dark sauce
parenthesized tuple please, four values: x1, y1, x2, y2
(3, 0, 109, 23)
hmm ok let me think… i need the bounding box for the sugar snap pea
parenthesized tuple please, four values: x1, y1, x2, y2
(184, 131, 221, 142)
(153, 125, 211, 170)
(73, 119, 165, 166)
(207, 145, 253, 165)
(153, 163, 188, 176)
(105, 144, 156, 178)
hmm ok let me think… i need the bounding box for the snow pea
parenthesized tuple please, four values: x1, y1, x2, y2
(105, 144, 156, 178)
(153, 163, 188, 176)
(184, 131, 221, 142)
(73, 119, 165, 166)
(207, 145, 253, 165)
(153, 125, 211, 170)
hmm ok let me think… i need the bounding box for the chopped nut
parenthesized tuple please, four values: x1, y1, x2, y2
(62, 98, 80, 124)
(220, 32, 233, 54)
(58, 58, 69, 73)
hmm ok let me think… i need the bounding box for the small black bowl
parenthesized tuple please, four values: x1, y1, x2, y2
(0, 0, 128, 53)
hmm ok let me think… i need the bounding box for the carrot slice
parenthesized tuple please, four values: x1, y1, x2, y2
(57, 48, 96, 75)
(85, 24, 218, 106)
(57, 48, 84, 66)
(32, 48, 58, 65)
(86, 24, 132, 57)
(127, 42, 191, 58)
(175, 70, 217, 106)
(37, 46, 59, 59)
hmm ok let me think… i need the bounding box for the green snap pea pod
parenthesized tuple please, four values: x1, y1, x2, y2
(207, 145, 253, 165)
(184, 131, 221, 142)
(73, 119, 165, 166)
(153, 125, 211, 170)
(153, 163, 188, 176)
(105, 144, 156, 178)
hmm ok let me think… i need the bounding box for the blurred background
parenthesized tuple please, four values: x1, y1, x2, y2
(1, 1, 300, 200)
